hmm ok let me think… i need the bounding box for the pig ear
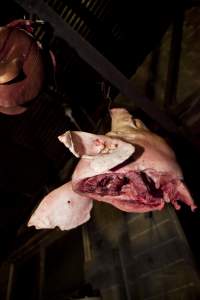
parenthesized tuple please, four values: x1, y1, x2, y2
(58, 131, 135, 159)
(27, 181, 93, 230)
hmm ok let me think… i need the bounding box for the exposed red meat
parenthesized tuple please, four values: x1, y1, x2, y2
(59, 108, 196, 213)
(28, 108, 196, 231)
(28, 130, 135, 230)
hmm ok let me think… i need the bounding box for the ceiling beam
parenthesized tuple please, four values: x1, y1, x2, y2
(14, 0, 178, 133)
(164, 7, 184, 107)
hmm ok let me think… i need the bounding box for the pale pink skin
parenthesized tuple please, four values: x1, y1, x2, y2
(27, 132, 134, 230)
(28, 181, 93, 230)
(28, 108, 196, 231)
(59, 108, 196, 213)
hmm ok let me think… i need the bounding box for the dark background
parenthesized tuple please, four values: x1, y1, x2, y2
(0, 1, 200, 299)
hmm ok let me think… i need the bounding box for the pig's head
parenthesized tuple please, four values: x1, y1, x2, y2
(58, 108, 197, 213)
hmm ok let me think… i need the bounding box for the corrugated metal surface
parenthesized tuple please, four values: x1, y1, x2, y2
(33, 0, 123, 93)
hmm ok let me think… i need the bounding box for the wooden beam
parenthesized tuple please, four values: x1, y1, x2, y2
(14, 0, 178, 133)
(39, 247, 45, 300)
(8, 229, 68, 263)
(6, 264, 14, 300)
(164, 8, 184, 107)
